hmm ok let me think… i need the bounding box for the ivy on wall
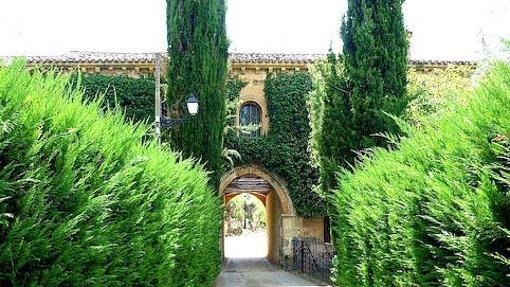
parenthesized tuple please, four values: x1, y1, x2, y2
(74, 72, 326, 216)
(225, 72, 326, 217)
(225, 76, 247, 128)
(74, 74, 155, 124)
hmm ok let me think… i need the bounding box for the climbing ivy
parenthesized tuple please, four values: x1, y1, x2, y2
(225, 76, 247, 128)
(225, 72, 326, 217)
(73, 73, 155, 124)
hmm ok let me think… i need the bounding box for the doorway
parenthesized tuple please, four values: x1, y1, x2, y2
(224, 193, 267, 258)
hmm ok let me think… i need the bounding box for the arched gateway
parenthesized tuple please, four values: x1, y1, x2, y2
(220, 165, 324, 265)
(220, 165, 296, 215)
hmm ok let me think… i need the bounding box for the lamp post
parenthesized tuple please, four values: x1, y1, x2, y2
(160, 95, 199, 128)
(154, 53, 199, 142)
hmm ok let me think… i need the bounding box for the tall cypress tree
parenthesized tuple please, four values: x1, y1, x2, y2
(312, 0, 408, 198)
(311, 52, 356, 196)
(341, 0, 408, 148)
(166, 0, 229, 187)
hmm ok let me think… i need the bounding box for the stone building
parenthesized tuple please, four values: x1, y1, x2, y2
(5, 51, 474, 265)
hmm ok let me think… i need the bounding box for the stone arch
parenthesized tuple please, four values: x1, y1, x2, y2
(220, 165, 296, 216)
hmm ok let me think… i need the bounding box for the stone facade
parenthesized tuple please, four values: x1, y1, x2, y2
(5, 51, 474, 78)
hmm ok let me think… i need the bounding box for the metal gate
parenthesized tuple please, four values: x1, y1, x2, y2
(291, 237, 335, 283)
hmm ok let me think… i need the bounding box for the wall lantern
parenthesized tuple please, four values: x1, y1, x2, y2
(186, 94, 199, 116)
(161, 94, 199, 128)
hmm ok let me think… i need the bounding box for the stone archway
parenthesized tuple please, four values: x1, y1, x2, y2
(220, 165, 296, 216)
(220, 165, 297, 264)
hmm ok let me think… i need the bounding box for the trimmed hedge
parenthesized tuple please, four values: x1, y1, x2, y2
(332, 64, 510, 286)
(74, 74, 155, 124)
(225, 72, 325, 217)
(0, 62, 221, 286)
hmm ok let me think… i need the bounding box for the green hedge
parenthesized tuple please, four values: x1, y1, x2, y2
(225, 72, 325, 217)
(75, 74, 154, 124)
(0, 62, 221, 286)
(332, 64, 510, 286)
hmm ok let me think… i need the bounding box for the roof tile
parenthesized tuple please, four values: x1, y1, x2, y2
(1, 51, 474, 66)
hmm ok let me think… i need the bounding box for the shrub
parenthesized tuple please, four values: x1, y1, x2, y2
(341, 0, 408, 147)
(308, 54, 356, 198)
(74, 74, 155, 124)
(0, 62, 221, 287)
(332, 63, 510, 287)
(311, 0, 409, 200)
(405, 66, 474, 127)
(224, 76, 247, 136)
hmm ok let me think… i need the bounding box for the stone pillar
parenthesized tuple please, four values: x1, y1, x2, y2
(281, 215, 300, 258)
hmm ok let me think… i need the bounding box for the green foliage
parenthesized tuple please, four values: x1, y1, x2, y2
(225, 72, 325, 217)
(405, 66, 474, 127)
(225, 194, 266, 235)
(310, 0, 409, 199)
(331, 63, 510, 287)
(0, 62, 221, 287)
(226, 76, 247, 102)
(341, 0, 409, 145)
(224, 76, 247, 135)
(166, 0, 229, 187)
(309, 53, 356, 197)
(73, 73, 155, 124)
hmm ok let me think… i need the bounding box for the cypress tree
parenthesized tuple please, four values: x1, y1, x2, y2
(312, 0, 408, 198)
(166, 0, 229, 187)
(310, 52, 356, 196)
(341, 0, 408, 148)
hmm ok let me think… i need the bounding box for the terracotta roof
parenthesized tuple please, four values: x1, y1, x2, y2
(229, 53, 322, 64)
(1, 51, 474, 66)
(409, 59, 474, 66)
(24, 51, 159, 64)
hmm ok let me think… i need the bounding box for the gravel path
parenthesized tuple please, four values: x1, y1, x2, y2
(214, 231, 327, 287)
(214, 257, 327, 287)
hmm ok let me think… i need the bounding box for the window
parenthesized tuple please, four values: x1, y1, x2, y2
(239, 102, 261, 138)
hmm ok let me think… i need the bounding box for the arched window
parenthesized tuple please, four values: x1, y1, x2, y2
(239, 102, 261, 137)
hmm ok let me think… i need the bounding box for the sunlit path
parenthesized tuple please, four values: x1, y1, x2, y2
(215, 231, 327, 287)
(224, 230, 267, 258)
